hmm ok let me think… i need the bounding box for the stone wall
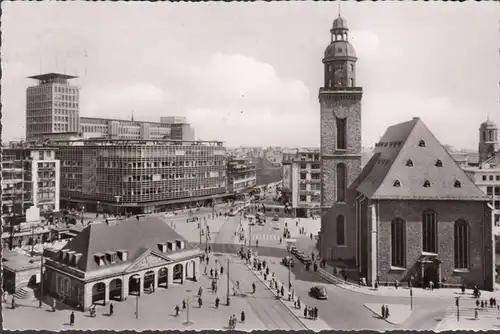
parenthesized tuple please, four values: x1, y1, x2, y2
(375, 200, 493, 290)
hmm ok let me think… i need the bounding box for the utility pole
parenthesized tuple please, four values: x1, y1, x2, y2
(30, 224, 35, 257)
(226, 258, 230, 306)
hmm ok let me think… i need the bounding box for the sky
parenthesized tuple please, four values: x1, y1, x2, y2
(2, 2, 499, 149)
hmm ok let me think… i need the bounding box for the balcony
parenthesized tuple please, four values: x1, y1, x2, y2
(319, 87, 363, 93)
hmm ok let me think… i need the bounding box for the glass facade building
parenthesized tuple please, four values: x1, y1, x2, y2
(54, 139, 227, 213)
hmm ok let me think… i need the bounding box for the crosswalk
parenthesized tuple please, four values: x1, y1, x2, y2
(250, 234, 281, 242)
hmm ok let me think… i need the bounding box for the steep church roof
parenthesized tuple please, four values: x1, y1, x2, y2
(353, 117, 489, 201)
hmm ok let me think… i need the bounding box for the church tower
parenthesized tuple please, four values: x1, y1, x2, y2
(319, 15, 363, 261)
(479, 119, 498, 164)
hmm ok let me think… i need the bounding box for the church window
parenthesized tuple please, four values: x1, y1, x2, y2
(336, 163, 346, 202)
(391, 218, 406, 267)
(350, 64, 354, 72)
(406, 159, 414, 167)
(422, 209, 438, 253)
(435, 160, 443, 167)
(423, 180, 431, 188)
(454, 180, 462, 188)
(454, 219, 469, 269)
(418, 140, 426, 147)
(349, 78, 354, 87)
(393, 180, 401, 187)
(336, 117, 347, 150)
(336, 215, 346, 246)
(489, 131, 494, 141)
(482, 131, 487, 141)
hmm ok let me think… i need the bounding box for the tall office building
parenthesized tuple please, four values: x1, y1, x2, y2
(26, 73, 80, 141)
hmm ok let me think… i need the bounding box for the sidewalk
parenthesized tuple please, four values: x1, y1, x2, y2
(435, 313, 500, 332)
(316, 264, 499, 301)
(363, 303, 413, 325)
(244, 257, 331, 331)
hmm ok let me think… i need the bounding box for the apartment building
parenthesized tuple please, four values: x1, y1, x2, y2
(2, 142, 60, 218)
(52, 139, 227, 214)
(463, 163, 500, 225)
(226, 158, 257, 194)
(281, 148, 321, 218)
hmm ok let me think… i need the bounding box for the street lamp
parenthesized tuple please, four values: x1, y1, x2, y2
(226, 258, 231, 306)
(285, 238, 296, 293)
(183, 294, 195, 326)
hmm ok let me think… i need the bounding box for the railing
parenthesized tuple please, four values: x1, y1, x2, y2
(319, 87, 363, 93)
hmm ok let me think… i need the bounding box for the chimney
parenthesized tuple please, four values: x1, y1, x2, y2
(60, 249, 69, 261)
(67, 251, 76, 264)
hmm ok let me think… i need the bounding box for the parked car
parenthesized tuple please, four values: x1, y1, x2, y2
(290, 246, 298, 255)
(272, 214, 279, 221)
(309, 286, 328, 300)
(281, 256, 295, 267)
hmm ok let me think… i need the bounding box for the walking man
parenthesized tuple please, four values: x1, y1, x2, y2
(109, 302, 114, 316)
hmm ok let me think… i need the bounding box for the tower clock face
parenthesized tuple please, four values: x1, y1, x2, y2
(334, 104, 348, 119)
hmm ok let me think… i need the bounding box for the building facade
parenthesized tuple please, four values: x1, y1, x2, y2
(26, 73, 80, 140)
(43, 216, 202, 311)
(226, 158, 257, 194)
(319, 16, 363, 262)
(52, 139, 227, 213)
(2, 143, 61, 218)
(281, 148, 321, 218)
(80, 116, 195, 141)
(26, 73, 195, 142)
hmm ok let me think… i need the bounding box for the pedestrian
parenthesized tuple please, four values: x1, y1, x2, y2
(109, 302, 114, 316)
(297, 297, 301, 309)
(294, 300, 297, 308)
(264, 273, 267, 281)
(280, 285, 284, 297)
(183, 299, 187, 309)
(304, 306, 308, 319)
(204, 266, 208, 275)
(198, 286, 203, 296)
(385, 305, 390, 319)
(207, 256, 210, 265)
(241, 311, 246, 323)
(475, 308, 479, 320)
(210, 268, 214, 278)
(11, 296, 16, 309)
(476, 299, 480, 308)
(252, 282, 256, 294)
(232, 314, 237, 328)
(215, 296, 220, 309)
(52, 298, 56, 312)
(221, 266, 224, 275)
(228, 316, 233, 329)
(291, 289, 295, 301)
(198, 297, 203, 308)
(381, 305, 386, 319)
(314, 307, 318, 320)
(266, 267, 269, 276)
(70, 311, 75, 326)
(481, 300, 484, 309)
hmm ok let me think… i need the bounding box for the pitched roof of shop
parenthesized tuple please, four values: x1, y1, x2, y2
(59, 216, 193, 272)
(351, 117, 489, 201)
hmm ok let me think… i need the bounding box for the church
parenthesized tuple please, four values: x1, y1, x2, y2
(319, 15, 495, 290)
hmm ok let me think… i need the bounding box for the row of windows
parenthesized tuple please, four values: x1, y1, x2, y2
(481, 130, 496, 142)
(483, 175, 500, 181)
(375, 139, 427, 148)
(393, 179, 462, 188)
(390, 211, 469, 269)
(406, 159, 443, 167)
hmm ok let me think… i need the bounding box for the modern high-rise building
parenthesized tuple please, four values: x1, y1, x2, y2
(53, 139, 227, 214)
(26, 72, 195, 142)
(226, 157, 257, 195)
(26, 73, 80, 140)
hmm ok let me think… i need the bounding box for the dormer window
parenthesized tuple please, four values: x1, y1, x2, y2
(406, 159, 414, 167)
(418, 140, 426, 147)
(393, 180, 401, 187)
(454, 180, 462, 188)
(423, 180, 431, 188)
(105, 251, 117, 264)
(94, 253, 105, 266)
(435, 159, 443, 167)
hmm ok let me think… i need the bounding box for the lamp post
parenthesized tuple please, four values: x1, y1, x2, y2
(39, 247, 45, 308)
(226, 258, 231, 306)
(409, 287, 413, 311)
(135, 277, 140, 319)
(285, 238, 296, 292)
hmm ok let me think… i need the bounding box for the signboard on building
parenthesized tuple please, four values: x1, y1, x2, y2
(282, 165, 292, 191)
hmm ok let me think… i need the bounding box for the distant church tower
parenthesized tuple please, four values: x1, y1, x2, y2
(479, 119, 498, 164)
(319, 15, 363, 260)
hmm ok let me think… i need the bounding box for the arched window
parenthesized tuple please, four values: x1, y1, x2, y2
(454, 219, 469, 269)
(490, 131, 494, 141)
(482, 131, 486, 141)
(336, 117, 347, 150)
(391, 218, 406, 267)
(422, 209, 438, 253)
(336, 163, 346, 202)
(336, 215, 346, 246)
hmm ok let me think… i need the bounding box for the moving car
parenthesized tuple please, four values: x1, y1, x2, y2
(281, 256, 295, 267)
(309, 286, 328, 300)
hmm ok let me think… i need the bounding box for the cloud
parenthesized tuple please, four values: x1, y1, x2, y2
(182, 53, 317, 146)
(81, 83, 167, 118)
(350, 30, 380, 59)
